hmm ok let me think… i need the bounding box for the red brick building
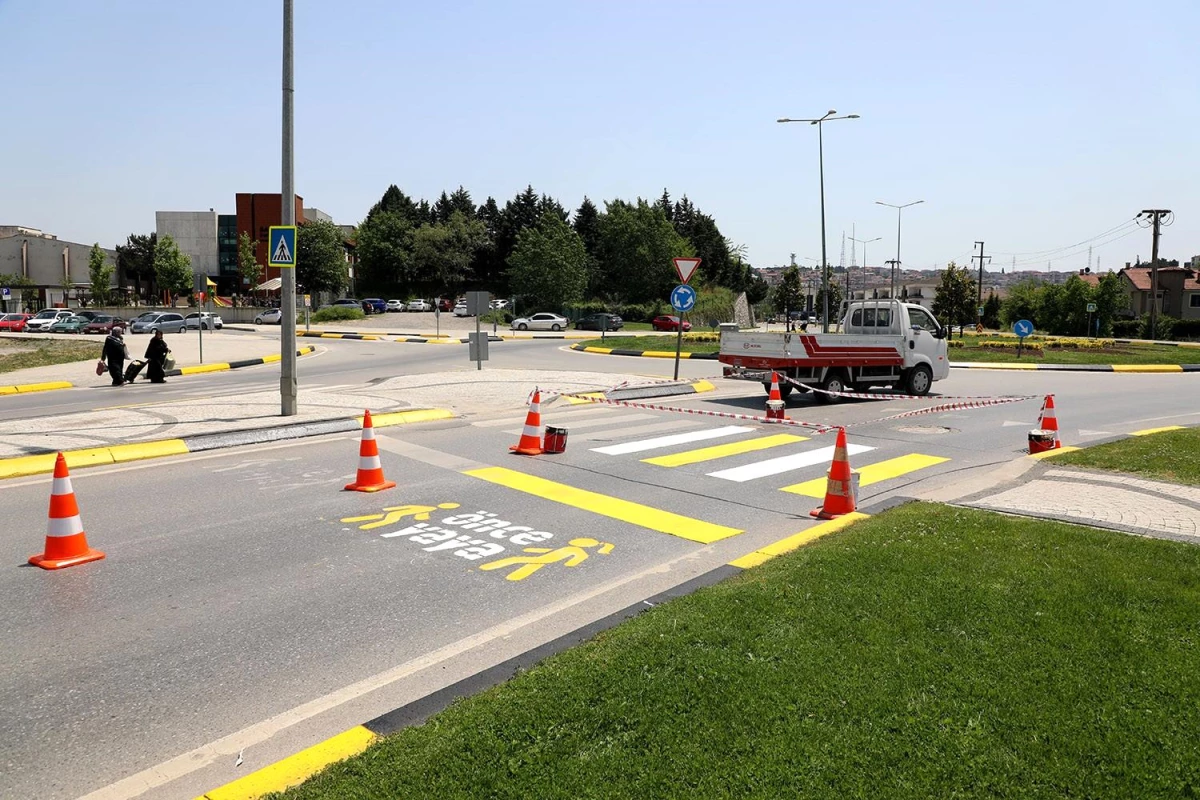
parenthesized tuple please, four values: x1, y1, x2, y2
(235, 193, 305, 284)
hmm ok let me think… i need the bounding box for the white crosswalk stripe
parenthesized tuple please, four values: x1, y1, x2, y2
(591, 425, 754, 455)
(707, 443, 874, 482)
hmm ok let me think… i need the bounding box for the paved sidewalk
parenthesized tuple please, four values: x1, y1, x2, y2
(960, 464, 1200, 545)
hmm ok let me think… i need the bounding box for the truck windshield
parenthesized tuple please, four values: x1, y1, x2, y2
(908, 307, 937, 331)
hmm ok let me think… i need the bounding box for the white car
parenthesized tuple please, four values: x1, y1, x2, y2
(255, 308, 284, 325)
(453, 302, 471, 317)
(490, 298, 510, 309)
(184, 312, 223, 330)
(510, 312, 568, 332)
(406, 299, 432, 312)
(386, 299, 405, 312)
(24, 310, 74, 331)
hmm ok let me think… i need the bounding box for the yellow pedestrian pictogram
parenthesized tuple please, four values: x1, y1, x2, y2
(341, 503, 460, 530)
(479, 537, 614, 582)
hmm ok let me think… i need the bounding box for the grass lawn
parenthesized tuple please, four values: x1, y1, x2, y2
(0, 338, 101, 375)
(275, 503, 1200, 800)
(1054, 426, 1200, 485)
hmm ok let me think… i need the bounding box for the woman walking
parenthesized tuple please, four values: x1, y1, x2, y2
(102, 328, 130, 386)
(144, 329, 170, 384)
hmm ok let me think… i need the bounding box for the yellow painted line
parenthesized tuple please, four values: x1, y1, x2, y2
(1131, 425, 1185, 436)
(566, 392, 606, 405)
(728, 512, 870, 569)
(781, 453, 950, 497)
(0, 438, 195, 480)
(1027, 445, 1081, 460)
(643, 433, 807, 467)
(465, 466, 743, 544)
(583, 346, 613, 355)
(359, 408, 455, 427)
(691, 380, 715, 393)
(180, 363, 232, 375)
(200, 725, 377, 800)
(641, 350, 679, 358)
(1112, 364, 1183, 373)
(108, 439, 190, 463)
(15, 381, 73, 393)
(0, 386, 15, 395)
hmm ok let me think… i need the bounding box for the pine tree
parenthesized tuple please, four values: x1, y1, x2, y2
(655, 189, 673, 222)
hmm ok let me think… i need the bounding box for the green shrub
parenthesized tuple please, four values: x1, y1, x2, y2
(310, 306, 365, 323)
(1170, 318, 1200, 340)
(618, 302, 664, 322)
(1138, 313, 1175, 341)
(1111, 319, 1139, 339)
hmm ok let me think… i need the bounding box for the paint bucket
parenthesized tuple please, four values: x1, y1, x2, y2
(1028, 429, 1056, 454)
(543, 426, 568, 454)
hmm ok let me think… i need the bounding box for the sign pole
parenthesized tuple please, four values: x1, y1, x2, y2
(279, 0, 297, 416)
(668, 258, 701, 382)
(673, 319, 684, 380)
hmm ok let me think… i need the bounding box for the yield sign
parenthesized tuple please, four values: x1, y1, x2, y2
(673, 257, 701, 283)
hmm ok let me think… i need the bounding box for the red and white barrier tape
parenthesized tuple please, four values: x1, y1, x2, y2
(777, 372, 1037, 403)
(547, 393, 837, 433)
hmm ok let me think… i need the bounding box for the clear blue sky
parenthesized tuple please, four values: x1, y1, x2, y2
(3, 0, 1197, 274)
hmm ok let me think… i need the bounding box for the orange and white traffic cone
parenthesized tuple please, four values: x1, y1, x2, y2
(1037, 395, 1062, 449)
(344, 410, 397, 492)
(809, 428, 859, 520)
(510, 389, 545, 455)
(765, 371, 788, 420)
(29, 453, 105, 570)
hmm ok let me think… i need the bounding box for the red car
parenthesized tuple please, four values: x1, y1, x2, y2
(0, 313, 32, 332)
(651, 315, 691, 332)
(81, 315, 127, 335)
(437, 298, 454, 312)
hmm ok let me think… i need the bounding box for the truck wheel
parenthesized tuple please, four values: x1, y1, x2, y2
(816, 370, 848, 404)
(905, 364, 933, 396)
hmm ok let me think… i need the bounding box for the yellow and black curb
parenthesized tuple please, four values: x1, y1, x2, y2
(952, 361, 1200, 373)
(198, 510, 871, 799)
(569, 343, 719, 360)
(297, 331, 381, 341)
(0, 407, 454, 480)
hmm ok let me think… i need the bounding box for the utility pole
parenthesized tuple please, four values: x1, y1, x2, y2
(1137, 209, 1172, 338)
(885, 260, 900, 298)
(280, 0, 297, 416)
(973, 241, 986, 327)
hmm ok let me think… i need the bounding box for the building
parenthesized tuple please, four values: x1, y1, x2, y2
(235, 193, 306, 287)
(1118, 264, 1200, 321)
(0, 225, 116, 311)
(156, 210, 219, 280)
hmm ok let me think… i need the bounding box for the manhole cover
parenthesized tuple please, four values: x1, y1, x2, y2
(895, 425, 955, 435)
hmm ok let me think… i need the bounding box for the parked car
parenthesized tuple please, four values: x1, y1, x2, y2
(184, 312, 224, 330)
(49, 315, 91, 334)
(406, 299, 432, 312)
(131, 312, 186, 334)
(490, 298, 510, 310)
(255, 308, 284, 325)
(24, 310, 74, 331)
(362, 298, 387, 314)
(0, 313, 33, 332)
(510, 312, 568, 332)
(386, 299, 405, 313)
(651, 315, 691, 332)
(575, 313, 624, 331)
(453, 302, 472, 317)
(437, 298, 454, 312)
(332, 298, 361, 309)
(81, 315, 126, 335)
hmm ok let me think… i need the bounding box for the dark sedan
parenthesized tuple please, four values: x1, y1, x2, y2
(82, 315, 127, 334)
(575, 313, 624, 331)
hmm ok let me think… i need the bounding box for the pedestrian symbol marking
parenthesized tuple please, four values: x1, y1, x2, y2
(341, 503, 460, 530)
(478, 537, 614, 582)
(268, 226, 297, 268)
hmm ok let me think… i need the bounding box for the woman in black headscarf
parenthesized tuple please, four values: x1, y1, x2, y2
(144, 329, 170, 383)
(102, 328, 130, 386)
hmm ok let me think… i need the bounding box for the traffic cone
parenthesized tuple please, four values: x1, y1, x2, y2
(510, 389, 545, 455)
(765, 371, 788, 420)
(29, 453, 105, 570)
(1036, 395, 1062, 449)
(810, 428, 859, 520)
(344, 410, 396, 492)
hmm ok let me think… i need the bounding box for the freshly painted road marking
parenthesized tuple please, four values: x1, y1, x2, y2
(780, 453, 950, 497)
(464, 466, 743, 544)
(201, 726, 377, 800)
(1027, 446, 1081, 459)
(708, 443, 875, 483)
(728, 513, 870, 569)
(1131, 425, 1185, 436)
(573, 420, 699, 442)
(643, 433, 808, 467)
(591, 425, 754, 456)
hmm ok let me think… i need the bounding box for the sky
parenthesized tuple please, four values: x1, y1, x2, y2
(3, 0, 1198, 275)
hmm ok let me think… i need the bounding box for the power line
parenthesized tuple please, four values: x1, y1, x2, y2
(989, 218, 1139, 257)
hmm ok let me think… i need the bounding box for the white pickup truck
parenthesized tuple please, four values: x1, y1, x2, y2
(719, 300, 950, 401)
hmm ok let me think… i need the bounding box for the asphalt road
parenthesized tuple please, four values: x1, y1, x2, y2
(2, 341, 1200, 799)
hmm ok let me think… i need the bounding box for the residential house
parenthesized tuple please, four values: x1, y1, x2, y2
(1118, 263, 1200, 321)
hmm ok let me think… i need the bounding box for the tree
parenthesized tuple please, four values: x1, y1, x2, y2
(672, 197, 733, 289)
(153, 235, 192, 303)
(594, 199, 693, 304)
(982, 291, 1002, 329)
(746, 271, 770, 306)
(1092, 272, 1126, 336)
(355, 210, 415, 294)
(1001, 280, 1041, 329)
(772, 266, 804, 321)
(88, 243, 114, 306)
(815, 282, 843, 324)
(297, 218, 350, 295)
(1057, 275, 1092, 336)
(410, 211, 488, 296)
(931, 261, 976, 336)
(506, 212, 588, 309)
(237, 232, 262, 291)
(116, 232, 157, 300)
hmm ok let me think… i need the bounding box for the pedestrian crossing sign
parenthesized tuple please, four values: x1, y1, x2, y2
(268, 226, 296, 268)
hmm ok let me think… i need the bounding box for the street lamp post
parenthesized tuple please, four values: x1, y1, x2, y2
(779, 111, 859, 333)
(875, 199, 923, 298)
(849, 236, 881, 303)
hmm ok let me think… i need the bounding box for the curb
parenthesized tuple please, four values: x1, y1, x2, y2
(0, 407, 455, 480)
(951, 361, 1200, 373)
(569, 343, 719, 360)
(0, 380, 73, 396)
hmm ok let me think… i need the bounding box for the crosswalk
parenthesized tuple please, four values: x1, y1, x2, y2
(483, 407, 950, 498)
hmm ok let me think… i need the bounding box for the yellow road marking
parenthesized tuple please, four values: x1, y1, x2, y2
(0, 439, 193, 480)
(16, 381, 74, 393)
(643, 433, 807, 467)
(1027, 445, 1081, 460)
(360, 408, 455, 427)
(464, 466, 743, 544)
(565, 392, 606, 405)
(641, 350, 679, 358)
(583, 346, 613, 354)
(180, 363, 231, 375)
(728, 512, 870, 569)
(780, 453, 949, 497)
(108, 439, 190, 463)
(1131, 425, 1185, 436)
(691, 380, 715, 392)
(200, 725, 377, 800)
(1112, 364, 1182, 373)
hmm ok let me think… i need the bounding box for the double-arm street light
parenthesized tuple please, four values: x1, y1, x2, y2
(875, 199, 923, 298)
(848, 235, 880, 301)
(779, 110, 859, 332)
